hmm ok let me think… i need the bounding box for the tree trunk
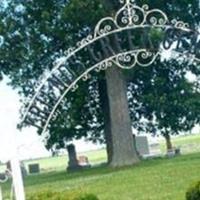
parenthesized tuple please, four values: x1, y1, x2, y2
(164, 134, 173, 152)
(98, 77, 113, 164)
(105, 66, 140, 167)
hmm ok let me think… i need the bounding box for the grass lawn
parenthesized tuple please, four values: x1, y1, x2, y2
(2, 153, 200, 200)
(23, 149, 107, 173)
(13, 134, 199, 174)
(159, 134, 200, 154)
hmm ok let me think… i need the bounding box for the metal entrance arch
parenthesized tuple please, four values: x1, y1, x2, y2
(1, 1, 199, 199)
(21, 0, 200, 136)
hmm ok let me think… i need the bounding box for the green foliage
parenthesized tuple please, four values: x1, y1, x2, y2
(186, 181, 200, 200)
(128, 59, 200, 138)
(149, 28, 164, 48)
(1, 0, 200, 151)
(27, 190, 99, 200)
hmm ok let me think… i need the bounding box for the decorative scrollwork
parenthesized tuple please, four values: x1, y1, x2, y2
(116, 4, 145, 27)
(94, 17, 117, 37)
(21, 0, 200, 137)
(94, 60, 113, 72)
(80, 1, 171, 46)
(145, 8, 168, 26)
(64, 47, 76, 57)
(136, 50, 159, 66)
(94, 1, 169, 39)
(71, 84, 79, 92)
(171, 19, 190, 30)
(114, 52, 137, 69)
(76, 35, 93, 47)
(51, 0, 195, 65)
(82, 73, 92, 81)
(113, 49, 160, 69)
(119, 0, 135, 4)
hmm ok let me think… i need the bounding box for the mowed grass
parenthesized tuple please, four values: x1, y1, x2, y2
(21, 134, 200, 173)
(24, 149, 107, 173)
(0, 134, 199, 174)
(160, 134, 200, 154)
(2, 153, 200, 200)
(1, 134, 200, 199)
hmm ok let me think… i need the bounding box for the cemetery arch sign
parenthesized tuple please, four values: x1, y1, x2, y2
(21, 0, 200, 137)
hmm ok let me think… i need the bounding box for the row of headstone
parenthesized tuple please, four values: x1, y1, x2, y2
(66, 137, 160, 171)
(3, 137, 178, 175)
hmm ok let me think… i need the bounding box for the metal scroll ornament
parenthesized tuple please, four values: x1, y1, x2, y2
(21, 0, 200, 136)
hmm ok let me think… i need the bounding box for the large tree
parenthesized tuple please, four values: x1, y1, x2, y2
(0, 0, 141, 167)
(1, 0, 200, 167)
(128, 60, 200, 152)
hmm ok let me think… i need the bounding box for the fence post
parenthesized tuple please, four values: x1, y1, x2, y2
(10, 157, 25, 200)
(0, 186, 2, 200)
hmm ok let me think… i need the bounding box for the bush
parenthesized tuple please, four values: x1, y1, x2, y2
(27, 190, 99, 200)
(186, 181, 200, 200)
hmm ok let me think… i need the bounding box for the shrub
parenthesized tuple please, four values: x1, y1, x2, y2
(27, 190, 99, 200)
(186, 181, 200, 200)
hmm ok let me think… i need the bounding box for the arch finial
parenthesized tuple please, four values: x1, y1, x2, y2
(119, 0, 136, 25)
(119, 0, 135, 4)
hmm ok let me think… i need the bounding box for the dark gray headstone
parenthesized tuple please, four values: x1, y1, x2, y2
(175, 148, 181, 156)
(67, 144, 81, 171)
(28, 164, 40, 174)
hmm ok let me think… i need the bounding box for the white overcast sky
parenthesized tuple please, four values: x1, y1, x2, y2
(0, 78, 101, 163)
(0, 77, 50, 163)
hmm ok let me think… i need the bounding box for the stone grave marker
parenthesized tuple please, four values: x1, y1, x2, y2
(28, 164, 40, 174)
(78, 156, 91, 168)
(135, 136, 150, 156)
(67, 144, 81, 171)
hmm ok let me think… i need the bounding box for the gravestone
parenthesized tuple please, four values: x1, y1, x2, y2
(78, 156, 91, 168)
(166, 147, 181, 158)
(28, 164, 40, 174)
(67, 144, 81, 171)
(135, 136, 150, 156)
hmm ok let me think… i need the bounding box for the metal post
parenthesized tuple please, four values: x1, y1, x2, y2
(10, 156, 25, 200)
(6, 116, 26, 200)
(0, 187, 2, 200)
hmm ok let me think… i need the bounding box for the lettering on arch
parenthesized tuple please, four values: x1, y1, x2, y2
(20, 1, 200, 135)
